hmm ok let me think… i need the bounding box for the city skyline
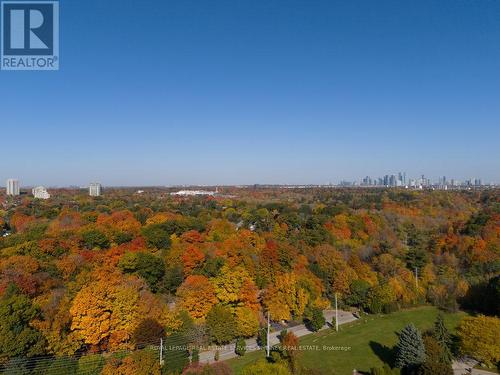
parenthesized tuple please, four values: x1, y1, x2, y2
(2, 171, 496, 190)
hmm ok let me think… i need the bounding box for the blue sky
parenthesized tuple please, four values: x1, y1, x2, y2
(1, 0, 499, 186)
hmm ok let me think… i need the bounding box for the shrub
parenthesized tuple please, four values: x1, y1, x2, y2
(240, 360, 292, 375)
(235, 338, 246, 356)
(305, 306, 326, 332)
(191, 348, 199, 364)
(257, 327, 267, 348)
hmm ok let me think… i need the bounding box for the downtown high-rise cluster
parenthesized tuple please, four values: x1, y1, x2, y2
(351, 172, 485, 188)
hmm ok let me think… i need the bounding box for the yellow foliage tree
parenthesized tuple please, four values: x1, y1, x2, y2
(263, 273, 309, 321)
(457, 315, 500, 368)
(211, 265, 250, 305)
(235, 306, 259, 337)
(69, 273, 143, 350)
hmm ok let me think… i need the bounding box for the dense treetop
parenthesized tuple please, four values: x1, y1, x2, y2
(0, 187, 498, 368)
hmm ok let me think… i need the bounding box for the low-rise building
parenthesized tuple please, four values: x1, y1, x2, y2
(32, 186, 50, 199)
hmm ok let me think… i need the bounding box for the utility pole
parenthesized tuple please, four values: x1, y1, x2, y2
(335, 292, 339, 332)
(266, 311, 270, 357)
(159, 338, 164, 366)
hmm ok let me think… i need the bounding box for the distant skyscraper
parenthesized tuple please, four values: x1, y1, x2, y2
(6, 179, 20, 196)
(32, 186, 50, 199)
(389, 174, 396, 187)
(89, 182, 102, 197)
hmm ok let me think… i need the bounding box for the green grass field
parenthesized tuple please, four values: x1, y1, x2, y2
(227, 306, 466, 375)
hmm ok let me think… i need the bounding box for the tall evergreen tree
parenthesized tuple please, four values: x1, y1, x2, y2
(432, 313, 452, 362)
(395, 324, 427, 371)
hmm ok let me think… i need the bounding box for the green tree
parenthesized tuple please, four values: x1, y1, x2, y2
(345, 279, 371, 308)
(163, 265, 184, 293)
(76, 354, 105, 375)
(418, 361, 452, 375)
(114, 231, 134, 244)
(305, 306, 325, 332)
(142, 224, 171, 249)
(331, 316, 336, 330)
(395, 324, 426, 372)
(81, 229, 110, 249)
(0, 286, 45, 363)
(418, 335, 452, 375)
(404, 225, 428, 269)
(432, 313, 452, 363)
(119, 252, 165, 292)
(191, 348, 199, 364)
(235, 337, 246, 356)
(257, 327, 268, 348)
(366, 284, 396, 314)
(206, 304, 236, 344)
(163, 332, 190, 373)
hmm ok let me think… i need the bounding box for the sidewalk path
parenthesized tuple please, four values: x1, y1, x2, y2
(199, 309, 358, 363)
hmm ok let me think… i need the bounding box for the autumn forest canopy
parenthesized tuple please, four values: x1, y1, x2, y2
(0, 187, 498, 374)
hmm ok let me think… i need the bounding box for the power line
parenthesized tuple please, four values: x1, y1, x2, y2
(2, 335, 199, 373)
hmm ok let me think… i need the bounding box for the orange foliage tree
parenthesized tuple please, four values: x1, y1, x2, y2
(177, 275, 217, 320)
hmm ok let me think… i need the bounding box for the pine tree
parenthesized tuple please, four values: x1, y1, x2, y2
(395, 324, 426, 370)
(432, 313, 452, 363)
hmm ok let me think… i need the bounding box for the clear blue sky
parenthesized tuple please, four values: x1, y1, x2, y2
(1, 0, 499, 186)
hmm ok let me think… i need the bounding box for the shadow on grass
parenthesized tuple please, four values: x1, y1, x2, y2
(369, 341, 396, 368)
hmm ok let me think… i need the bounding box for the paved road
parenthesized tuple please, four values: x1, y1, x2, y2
(199, 309, 358, 363)
(453, 359, 497, 375)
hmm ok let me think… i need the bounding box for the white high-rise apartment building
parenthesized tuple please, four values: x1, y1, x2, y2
(6, 179, 20, 196)
(32, 186, 50, 199)
(89, 182, 102, 197)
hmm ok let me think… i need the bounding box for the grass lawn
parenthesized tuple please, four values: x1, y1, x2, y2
(227, 306, 466, 375)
